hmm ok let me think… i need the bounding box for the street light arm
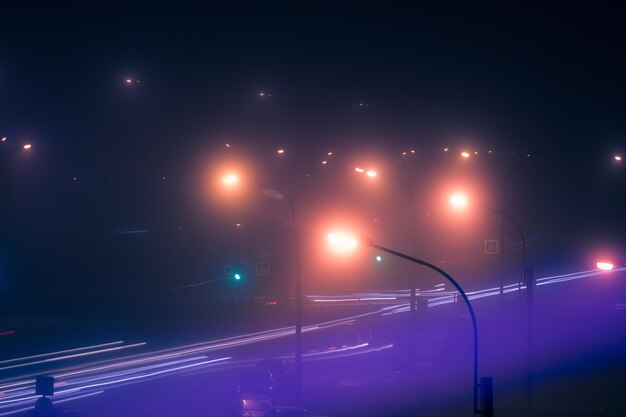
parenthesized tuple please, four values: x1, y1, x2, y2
(370, 243, 480, 415)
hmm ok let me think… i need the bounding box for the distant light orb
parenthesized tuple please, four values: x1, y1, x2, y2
(234, 273, 241, 280)
(327, 152, 333, 156)
(375, 255, 382, 262)
(125, 79, 132, 84)
(23, 144, 32, 150)
(615, 155, 622, 161)
(322, 160, 328, 165)
(366, 170, 377, 177)
(1, 136, 6, 142)
(410, 149, 416, 154)
(355, 167, 365, 173)
(444, 148, 449, 152)
(225, 143, 231, 148)
(277, 149, 285, 154)
(461, 151, 471, 158)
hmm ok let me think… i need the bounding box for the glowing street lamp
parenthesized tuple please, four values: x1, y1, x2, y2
(596, 261, 615, 271)
(450, 192, 469, 209)
(354, 167, 377, 177)
(461, 151, 471, 158)
(23, 144, 32, 150)
(614, 155, 622, 162)
(327, 229, 488, 415)
(222, 174, 239, 185)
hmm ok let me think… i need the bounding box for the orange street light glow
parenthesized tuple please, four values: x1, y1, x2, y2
(222, 174, 239, 184)
(597, 261, 615, 271)
(461, 151, 470, 158)
(355, 167, 365, 173)
(23, 144, 32, 150)
(450, 192, 468, 209)
(366, 170, 377, 177)
(327, 231, 358, 251)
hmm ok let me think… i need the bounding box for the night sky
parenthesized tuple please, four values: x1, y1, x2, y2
(1, 3, 624, 294)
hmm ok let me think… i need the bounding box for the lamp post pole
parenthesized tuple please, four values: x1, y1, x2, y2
(477, 203, 532, 416)
(367, 241, 482, 415)
(256, 183, 302, 406)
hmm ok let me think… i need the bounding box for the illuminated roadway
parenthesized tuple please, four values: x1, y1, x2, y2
(0, 266, 624, 416)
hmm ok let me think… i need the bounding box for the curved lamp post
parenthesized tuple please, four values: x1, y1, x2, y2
(328, 230, 490, 416)
(222, 175, 303, 405)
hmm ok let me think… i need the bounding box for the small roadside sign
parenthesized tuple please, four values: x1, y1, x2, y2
(256, 262, 270, 276)
(484, 238, 500, 255)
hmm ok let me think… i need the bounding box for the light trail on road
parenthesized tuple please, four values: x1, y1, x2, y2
(0, 266, 622, 415)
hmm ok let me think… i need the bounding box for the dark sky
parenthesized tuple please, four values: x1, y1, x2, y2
(1, 3, 625, 293)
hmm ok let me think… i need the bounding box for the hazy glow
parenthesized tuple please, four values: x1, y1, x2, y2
(222, 174, 238, 184)
(1, 137, 6, 142)
(366, 170, 377, 177)
(597, 261, 615, 271)
(23, 144, 32, 150)
(615, 155, 622, 161)
(461, 151, 470, 158)
(277, 149, 285, 154)
(444, 148, 449, 152)
(449, 192, 468, 209)
(375, 255, 382, 262)
(322, 160, 328, 165)
(355, 167, 365, 173)
(327, 152, 333, 156)
(327, 231, 358, 251)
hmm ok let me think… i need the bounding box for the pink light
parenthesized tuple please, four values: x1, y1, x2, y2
(23, 144, 32, 150)
(366, 170, 377, 177)
(1, 136, 6, 142)
(615, 155, 622, 161)
(450, 192, 468, 209)
(461, 151, 470, 158)
(597, 261, 615, 271)
(222, 175, 238, 184)
(355, 167, 365, 173)
(277, 149, 285, 154)
(327, 231, 358, 251)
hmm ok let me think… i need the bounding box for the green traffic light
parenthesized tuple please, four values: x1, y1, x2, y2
(234, 273, 241, 280)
